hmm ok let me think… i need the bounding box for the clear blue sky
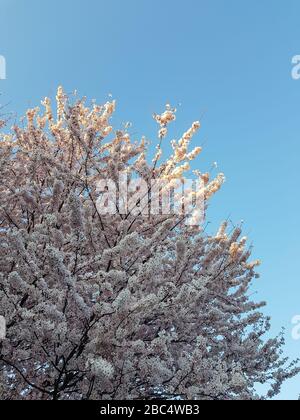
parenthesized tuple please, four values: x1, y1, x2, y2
(1, 0, 299, 399)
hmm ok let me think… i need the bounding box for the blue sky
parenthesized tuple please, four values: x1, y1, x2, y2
(1, 0, 299, 399)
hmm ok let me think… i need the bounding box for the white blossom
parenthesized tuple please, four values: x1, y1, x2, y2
(0, 88, 298, 400)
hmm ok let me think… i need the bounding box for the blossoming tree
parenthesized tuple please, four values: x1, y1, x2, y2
(0, 88, 298, 400)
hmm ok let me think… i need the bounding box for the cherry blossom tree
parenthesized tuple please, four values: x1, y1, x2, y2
(0, 88, 298, 400)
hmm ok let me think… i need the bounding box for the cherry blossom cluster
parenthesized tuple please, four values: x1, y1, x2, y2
(0, 88, 298, 400)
